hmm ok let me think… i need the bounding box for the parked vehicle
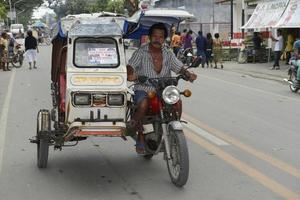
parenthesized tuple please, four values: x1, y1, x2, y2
(10, 24, 24, 38)
(30, 9, 195, 187)
(177, 48, 201, 68)
(7, 44, 24, 69)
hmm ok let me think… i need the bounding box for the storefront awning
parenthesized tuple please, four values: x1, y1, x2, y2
(275, 0, 300, 28)
(241, 0, 289, 29)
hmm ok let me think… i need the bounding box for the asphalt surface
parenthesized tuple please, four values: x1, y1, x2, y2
(0, 44, 299, 200)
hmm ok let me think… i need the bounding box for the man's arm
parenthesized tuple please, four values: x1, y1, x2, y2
(127, 65, 137, 81)
(127, 48, 142, 81)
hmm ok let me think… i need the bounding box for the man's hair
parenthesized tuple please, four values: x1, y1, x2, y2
(214, 33, 220, 38)
(277, 29, 282, 35)
(148, 23, 168, 38)
(198, 31, 203, 36)
(183, 29, 187, 33)
(27, 30, 33, 37)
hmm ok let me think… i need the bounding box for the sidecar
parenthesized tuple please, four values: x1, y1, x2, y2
(31, 12, 128, 168)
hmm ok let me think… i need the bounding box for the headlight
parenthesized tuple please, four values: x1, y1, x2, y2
(162, 86, 180, 105)
(73, 93, 91, 106)
(107, 94, 124, 106)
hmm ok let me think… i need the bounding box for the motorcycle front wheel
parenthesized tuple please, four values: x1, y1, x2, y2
(289, 72, 299, 93)
(166, 129, 189, 187)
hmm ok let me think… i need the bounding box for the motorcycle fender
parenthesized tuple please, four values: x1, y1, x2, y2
(167, 121, 183, 132)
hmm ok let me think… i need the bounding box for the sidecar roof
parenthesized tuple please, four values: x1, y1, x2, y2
(52, 12, 125, 39)
(123, 9, 195, 39)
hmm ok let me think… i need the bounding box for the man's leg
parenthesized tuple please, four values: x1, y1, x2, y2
(33, 61, 37, 68)
(29, 62, 32, 69)
(130, 91, 149, 153)
(274, 51, 281, 68)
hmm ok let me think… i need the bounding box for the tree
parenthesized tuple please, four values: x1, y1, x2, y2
(0, 3, 7, 19)
(48, 0, 125, 19)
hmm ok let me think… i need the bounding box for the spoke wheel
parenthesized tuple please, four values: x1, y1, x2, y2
(166, 129, 189, 187)
(289, 72, 299, 93)
(36, 110, 50, 168)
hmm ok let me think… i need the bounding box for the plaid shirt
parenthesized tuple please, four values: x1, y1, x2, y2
(128, 44, 183, 92)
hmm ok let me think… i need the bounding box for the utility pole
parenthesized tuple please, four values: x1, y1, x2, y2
(242, 0, 245, 38)
(230, 0, 233, 39)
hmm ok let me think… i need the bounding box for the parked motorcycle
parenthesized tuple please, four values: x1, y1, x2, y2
(284, 57, 299, 93)
(7, 44, 24, 69)
(177, 48, 201, 68)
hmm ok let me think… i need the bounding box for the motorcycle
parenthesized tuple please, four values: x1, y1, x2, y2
(127, 73, 193, 187)
(284, 56, 299, 93)
(177, 48, 201, 68)
(7, 44, 24, 69)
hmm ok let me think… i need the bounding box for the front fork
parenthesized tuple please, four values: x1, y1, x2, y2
(160, 109, 172, 161)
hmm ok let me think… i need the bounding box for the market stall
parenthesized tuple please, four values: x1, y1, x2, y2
(239, 0, 289, 63)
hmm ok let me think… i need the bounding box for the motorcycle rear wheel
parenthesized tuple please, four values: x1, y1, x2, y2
(166, 129, 189, 187)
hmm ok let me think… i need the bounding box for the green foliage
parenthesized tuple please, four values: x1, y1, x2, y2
(49, 0, 126, 18)
(0, 3, 7, 19)
(106, 0, 125, 14)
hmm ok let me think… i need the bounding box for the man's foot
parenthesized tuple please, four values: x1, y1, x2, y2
(275, 66, 280, 70)
(270, 66, 275, 70)
(135, 140, 146, 154)
(221, 65, 224, 69)
(33, 66, 37, 69)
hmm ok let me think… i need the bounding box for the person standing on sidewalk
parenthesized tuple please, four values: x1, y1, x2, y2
(25, 30, 39, 70)
(213, 33, 224, 69)
(284, 34, 294, 65)
(195, 31, 207, 68)
(0, 32, 9, 71)
(206, 33, 213, 67)
(271, 29, 283, 70)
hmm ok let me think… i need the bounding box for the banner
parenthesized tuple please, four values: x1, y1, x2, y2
(242, 0, 289, 29)
(275, 0, 300, 28)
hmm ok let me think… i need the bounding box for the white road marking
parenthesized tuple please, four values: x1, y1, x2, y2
(0, 69, 16, 173)
(183, 119, 229, 146)
(199, 74, 300, 102)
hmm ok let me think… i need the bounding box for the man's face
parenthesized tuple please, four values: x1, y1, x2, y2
(150, 29, 165, 48)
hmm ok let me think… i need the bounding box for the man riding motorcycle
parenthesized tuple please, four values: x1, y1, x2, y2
(126, 23, 197, 154)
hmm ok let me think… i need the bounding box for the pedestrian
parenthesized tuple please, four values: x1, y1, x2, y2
(270, 29, 283, 70)
(171, 31, 181, 56)
(206, 33, 213, 67)
(252, 32, 262, 62)
(195, 31, 207, 68)
(0, 32, 9, 71)
(180, 29, 187, 47)
(183, 30, 193, 50)
(284, 34, 294, 65)
(213, 33, 224, 69)
(24, 30, 39, 70)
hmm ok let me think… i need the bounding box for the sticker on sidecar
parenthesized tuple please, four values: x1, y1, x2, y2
(87, 48, 118, 65)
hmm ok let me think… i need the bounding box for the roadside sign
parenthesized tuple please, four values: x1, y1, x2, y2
(7, 11, 16, 20)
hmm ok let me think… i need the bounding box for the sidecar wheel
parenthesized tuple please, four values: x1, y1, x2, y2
(37, 138, 49, 168)
(166, 129, 189, 187)
(143, 154, 154, 160)
(36, 110, 51, 168)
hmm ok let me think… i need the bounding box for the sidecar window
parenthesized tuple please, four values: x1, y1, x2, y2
(74, 37, 119, 68)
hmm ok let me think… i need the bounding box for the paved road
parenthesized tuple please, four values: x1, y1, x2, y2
(0, 45, 299, 200)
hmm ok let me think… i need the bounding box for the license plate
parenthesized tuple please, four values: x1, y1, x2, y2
(143, 124, 154, 134)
